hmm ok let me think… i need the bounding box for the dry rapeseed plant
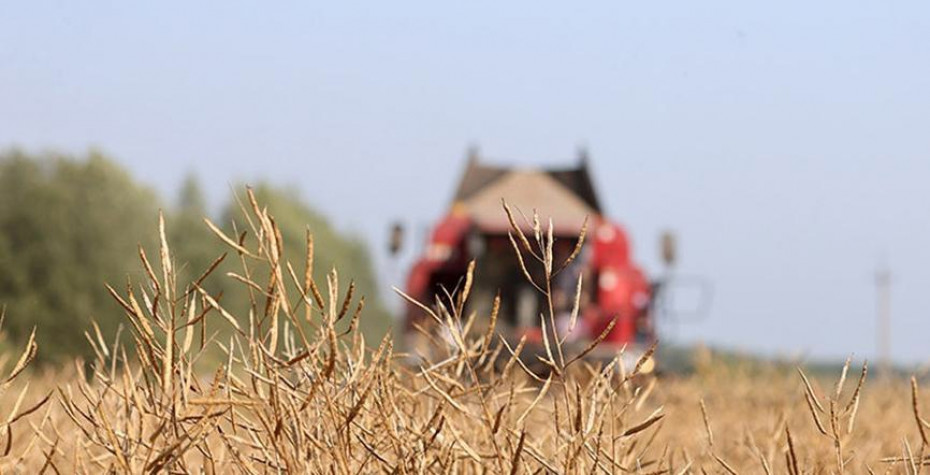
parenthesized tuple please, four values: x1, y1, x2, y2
(0, 189, 928, 473)
(0, 307, 53, 471)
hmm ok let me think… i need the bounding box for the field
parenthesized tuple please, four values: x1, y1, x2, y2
(1, 191, 928, 474)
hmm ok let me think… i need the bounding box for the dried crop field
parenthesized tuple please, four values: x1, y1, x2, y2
(0, 192, 928, 474)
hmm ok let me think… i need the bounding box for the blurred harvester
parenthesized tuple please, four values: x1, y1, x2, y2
(402, 151, 658, 371)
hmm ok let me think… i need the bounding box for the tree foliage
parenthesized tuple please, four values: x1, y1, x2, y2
(0, 150, 159, 360)
(0, 150, 391, 363)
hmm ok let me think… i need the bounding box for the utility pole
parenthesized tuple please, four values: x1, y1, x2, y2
(875, 265, 892, 376)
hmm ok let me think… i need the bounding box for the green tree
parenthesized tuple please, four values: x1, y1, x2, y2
(0, 152, 392, 363)
(0, 149, 159, 361)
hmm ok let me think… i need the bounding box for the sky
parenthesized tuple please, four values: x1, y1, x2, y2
(2, 1, 929, 364)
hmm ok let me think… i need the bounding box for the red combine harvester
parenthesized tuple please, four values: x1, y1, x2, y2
(402, 151, 660, 371)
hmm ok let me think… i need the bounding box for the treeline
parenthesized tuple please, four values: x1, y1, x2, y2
(0, 149, 390, 363)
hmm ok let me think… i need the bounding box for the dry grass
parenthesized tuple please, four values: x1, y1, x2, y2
(0, 190, 928, 474)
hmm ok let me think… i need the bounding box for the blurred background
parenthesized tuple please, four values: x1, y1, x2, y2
(1, 1, 928, 366)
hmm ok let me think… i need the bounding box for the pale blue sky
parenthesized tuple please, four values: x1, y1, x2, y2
(2, 1, 929, 363)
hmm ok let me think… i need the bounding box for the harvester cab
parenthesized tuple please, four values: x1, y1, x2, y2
(401, 151, 659, 372)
